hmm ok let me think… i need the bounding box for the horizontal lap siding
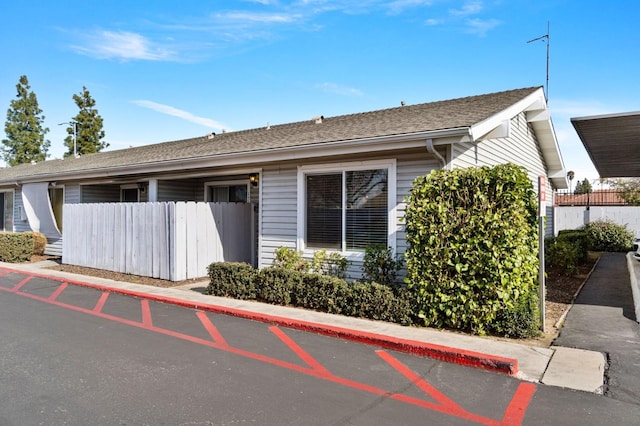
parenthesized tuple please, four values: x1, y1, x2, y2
(81, 184, 120, 202)
(13, 188, 30, 233)
(395, 155, 441, 258)
(260, 165, 298, 268)
(452, 113, 554, 236)
(157, 179, 200, 201)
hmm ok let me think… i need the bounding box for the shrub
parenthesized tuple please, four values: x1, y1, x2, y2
(404, 164, 540, 336)
(361, 245, 404, 287)
(272, 246, 309, 272)
(310, 249, 349, 279)
(28, 231, 47, 255)
(254, 267, 304, 305)
(0, 232, 34, 263)
(545, 237, 580, 276)
(206, 262, 256, 299)
(582, 220, 634, 252)
(556, 230, 589, 263)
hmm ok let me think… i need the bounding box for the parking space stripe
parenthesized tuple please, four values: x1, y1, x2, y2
(269, 326, 332, 376)
(141, 300, 153, 327)
(196, 311, 229, 347)
(48, 282, 68, 301)
(11, 276, 32, 292)
(93, 292, 109, 313)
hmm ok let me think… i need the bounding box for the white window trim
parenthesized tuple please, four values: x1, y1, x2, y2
(297, 159, 397, 261)
(204, 179, 250, 202)
(0, 189, 15, 231)
(120, 184, 140, 202)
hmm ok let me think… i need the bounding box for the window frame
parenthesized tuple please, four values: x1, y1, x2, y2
(0, 190, 14, 232)
(204, 180, 251, 203)
(120, 184, 140, 202)
(297, 159, 396, 260)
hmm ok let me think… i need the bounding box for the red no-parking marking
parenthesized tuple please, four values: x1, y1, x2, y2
(0, 269, 536, 425)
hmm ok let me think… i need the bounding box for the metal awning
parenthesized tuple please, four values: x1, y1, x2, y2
(572, 111, 640, 177)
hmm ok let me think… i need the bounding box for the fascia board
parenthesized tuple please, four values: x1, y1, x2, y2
(11, 128, 471, 184)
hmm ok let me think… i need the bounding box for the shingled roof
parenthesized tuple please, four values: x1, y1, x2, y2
(0, 87, 541, 183)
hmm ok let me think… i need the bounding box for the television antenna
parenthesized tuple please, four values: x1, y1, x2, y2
(527, 21, 550, 101)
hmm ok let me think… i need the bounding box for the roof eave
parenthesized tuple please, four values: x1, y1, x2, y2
(4, 128, 472, 185)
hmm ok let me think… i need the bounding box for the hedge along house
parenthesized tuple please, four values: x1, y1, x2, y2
(0, 87, 567, 280)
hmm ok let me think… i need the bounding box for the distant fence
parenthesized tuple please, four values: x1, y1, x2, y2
(555, 190, 629, 206)
(63, 202, 253, 281)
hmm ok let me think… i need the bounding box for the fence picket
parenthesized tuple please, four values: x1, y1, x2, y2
(62, 201, 253, 281)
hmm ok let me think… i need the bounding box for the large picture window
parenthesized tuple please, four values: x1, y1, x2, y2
(300, 161, 395, 253)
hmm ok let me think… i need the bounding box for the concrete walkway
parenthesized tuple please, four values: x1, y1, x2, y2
(554, 252, 640, 404)
(0, 259, 610, 394)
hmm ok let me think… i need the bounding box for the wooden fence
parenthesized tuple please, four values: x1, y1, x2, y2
(62, 202, 253, 281)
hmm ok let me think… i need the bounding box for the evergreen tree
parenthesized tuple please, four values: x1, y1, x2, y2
(2, 75, 50, 166)
(574, 178, 593, 194)
(63, 86, 107, 157)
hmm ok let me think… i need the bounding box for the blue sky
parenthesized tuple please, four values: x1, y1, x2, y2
(1, 1, 638, 185)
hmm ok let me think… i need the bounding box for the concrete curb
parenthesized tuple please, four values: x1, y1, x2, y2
(626, 252, 640, 323)
(0, 264, 519, 376)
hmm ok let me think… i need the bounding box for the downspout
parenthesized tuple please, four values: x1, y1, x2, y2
(425, 138, 446, 168)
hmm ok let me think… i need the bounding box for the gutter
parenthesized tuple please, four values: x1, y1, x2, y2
(0, 127, 472, 185)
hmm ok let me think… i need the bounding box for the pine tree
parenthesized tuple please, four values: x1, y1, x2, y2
(574, 178, 593, 195)
(63, 86, 107, 157)
(2, 75, 50, 166)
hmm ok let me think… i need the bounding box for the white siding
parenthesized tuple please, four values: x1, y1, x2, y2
(259, 165, 298, 268)
(395, 154, 441, 258)
(65, 184, 81, 204)
(13, 188, 30, 233)
(258, 153, 439, 280)
(451, 113, 554, 237)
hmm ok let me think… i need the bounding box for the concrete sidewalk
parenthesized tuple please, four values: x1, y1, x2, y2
(0, 259, 606, 394)
(554, 252, 640, 404)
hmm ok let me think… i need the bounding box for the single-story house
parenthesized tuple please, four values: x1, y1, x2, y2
(0, 86, 567, 279)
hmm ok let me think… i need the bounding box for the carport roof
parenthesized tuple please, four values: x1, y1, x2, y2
(572, 111, 640, 178)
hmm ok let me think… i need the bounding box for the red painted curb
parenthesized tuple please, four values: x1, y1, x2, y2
(1, 267, 519, 376)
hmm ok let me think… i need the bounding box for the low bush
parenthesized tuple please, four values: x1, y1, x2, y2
(583, 220, 634, 252)
(272, 247, 309, 272)
(361, 245, 404, 287)
(556, 230, 589, 263)
(206, 262, 256, 299)
(0, 232, 34, 263)
(545, 237, 580, 276)
(24, 231, 48, 255)
(310, 249, 350, 279)
(207, 262, 417, 326)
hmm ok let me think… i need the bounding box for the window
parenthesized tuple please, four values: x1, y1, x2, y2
(121, 187, 139, 202)
(299, 160, 395, 253)
(205, 181, 249, 203)
(0, 191, 13, 231)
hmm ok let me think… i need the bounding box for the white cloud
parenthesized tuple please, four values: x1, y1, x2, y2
(449, 0, 483, 16)
(71, 30, 176, 61)
(316, 82, 364, 96)
(132, 100, 229, 130)
(464, 18, 501, 36)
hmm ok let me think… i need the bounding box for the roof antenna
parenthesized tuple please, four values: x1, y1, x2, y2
(527, 21, 550, 101)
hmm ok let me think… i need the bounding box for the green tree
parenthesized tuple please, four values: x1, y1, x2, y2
(2, 75, 50, 166)
(610, 178, 640, 205)
(63, 86, 107, 157)
(574, 178, 593, 194)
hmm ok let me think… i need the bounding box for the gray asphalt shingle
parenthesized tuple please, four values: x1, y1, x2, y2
(0, 87, 539, 182)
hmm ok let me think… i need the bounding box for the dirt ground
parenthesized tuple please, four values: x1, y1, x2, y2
(37, 254, 599, 347)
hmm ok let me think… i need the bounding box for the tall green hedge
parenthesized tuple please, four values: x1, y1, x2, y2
(404, 164, 540, 336)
